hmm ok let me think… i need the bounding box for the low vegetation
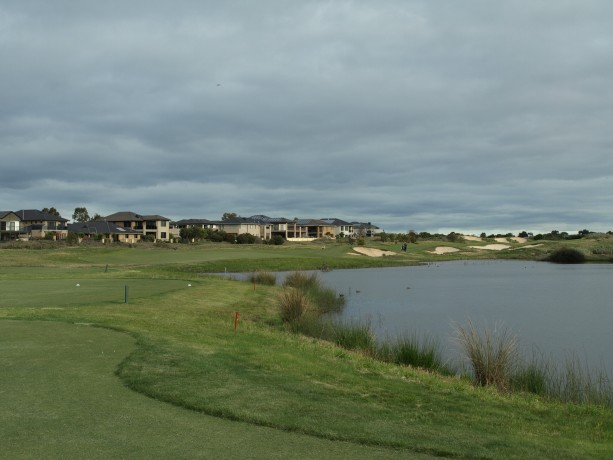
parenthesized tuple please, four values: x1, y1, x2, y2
(547, 247, 586, 264)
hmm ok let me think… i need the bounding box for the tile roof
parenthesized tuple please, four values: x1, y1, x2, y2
(14, 209, 68, 222)
(67, 221, 141, 235)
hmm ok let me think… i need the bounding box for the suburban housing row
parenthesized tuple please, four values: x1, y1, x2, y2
(0, 210, 382, 243)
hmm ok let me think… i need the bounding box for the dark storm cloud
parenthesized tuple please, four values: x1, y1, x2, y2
(1, 1, 613, 232)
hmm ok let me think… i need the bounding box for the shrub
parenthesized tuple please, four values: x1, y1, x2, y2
(236, 233, 256, 244)
(270, 235, 285, 245)
(455, 320, 518, 390)
(547, 247, 586, 264)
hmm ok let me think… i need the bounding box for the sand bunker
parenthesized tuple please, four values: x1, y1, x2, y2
(352, 247, 398, 257)
(428, 246, 461, 254)
(511, 237, 528, 243)
(469, 244, 511, 251)
(462, 235, 483, 242)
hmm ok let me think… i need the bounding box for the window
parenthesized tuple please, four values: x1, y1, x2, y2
(161, 232, 167, 239)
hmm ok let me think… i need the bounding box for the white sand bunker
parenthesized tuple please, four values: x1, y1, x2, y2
(429, 246, 461, 254)
(462, 235, 483, 242)
(352, 247, 398, 257)
(469, 244, 511, 251)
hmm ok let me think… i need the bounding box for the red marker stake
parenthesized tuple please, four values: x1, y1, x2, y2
(234, 311, 239, 330)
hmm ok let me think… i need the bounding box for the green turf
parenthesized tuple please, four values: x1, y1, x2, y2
(0, 320, 418, 460)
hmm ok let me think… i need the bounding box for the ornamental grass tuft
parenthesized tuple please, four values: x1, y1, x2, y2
(455, 320, 518, 391)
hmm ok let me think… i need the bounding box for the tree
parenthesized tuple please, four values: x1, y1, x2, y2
(42, 207, 60, 217)
(92, 213, 103, 220)
(72, 207, 90, 222)
(222, 212, 238, 221)
(180, 226, 206, 242)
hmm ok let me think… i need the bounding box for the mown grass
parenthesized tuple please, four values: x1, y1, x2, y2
(1, 242, 613, 458)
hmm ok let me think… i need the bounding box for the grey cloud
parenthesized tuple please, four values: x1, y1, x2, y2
(2, 1, 613, 233)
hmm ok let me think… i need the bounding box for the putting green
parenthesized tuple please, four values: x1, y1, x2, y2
(0, 320, 417, 459)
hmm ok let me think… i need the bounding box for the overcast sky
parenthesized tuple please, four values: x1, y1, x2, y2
(1, 1, 612, 234)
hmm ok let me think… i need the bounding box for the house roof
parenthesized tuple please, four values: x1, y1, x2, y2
(293, 219, 330, 226)
(173, 219, 216, 226)
(320, 218, 352, 226)
(68, 221, 141, 235)
(14, 209, 68, 222)
(105, 211, 170, 222)
(352, 222, 380, 229)
(220, 216, 261, 225)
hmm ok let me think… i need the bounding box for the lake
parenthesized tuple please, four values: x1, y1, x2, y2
(315, 260, 613, 374)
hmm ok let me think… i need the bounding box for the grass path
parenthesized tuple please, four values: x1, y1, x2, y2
(0, 320, 422, 460)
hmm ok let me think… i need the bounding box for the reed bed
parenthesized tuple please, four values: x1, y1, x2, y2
(249, 270, 277, 286)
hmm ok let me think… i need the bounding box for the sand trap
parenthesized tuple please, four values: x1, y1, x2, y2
(352, 247, 398, 257)
(428, 246, 461, 254)
(513, 243, 542, 249)
(494, 237, 509, 243)
(511, 237, 528, 243)
(462, 235, 482, 242)
(469, 244, 511, 251)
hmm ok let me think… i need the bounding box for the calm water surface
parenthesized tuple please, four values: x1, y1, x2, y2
(315, 261, 613, 373)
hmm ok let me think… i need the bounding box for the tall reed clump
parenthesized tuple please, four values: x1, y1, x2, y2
(331, 320, 376, 353)
(455, 320, 518, 390)
(510, 352, 613, 408)
(277, 288, 311, 324)
(249, 270, 277, 286)
(377, 333, 452, 375)
(548, 355, 613, 407)
(283, 271, 345, 314)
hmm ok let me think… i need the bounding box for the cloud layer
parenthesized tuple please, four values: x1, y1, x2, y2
(2, 1, 612, 233)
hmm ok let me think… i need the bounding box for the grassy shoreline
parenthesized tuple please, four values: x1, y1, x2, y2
(1, 239, 613, 458)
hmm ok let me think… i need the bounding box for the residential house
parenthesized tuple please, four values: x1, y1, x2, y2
(352, 222, 382, 237)
(320, 218, 355, 238)
(0, 211, 21, 241)
(67, 221, 143, 244)
(172, 218, 221, 240)
(217, 216, 271, 240)
(104, 212, 171, 241)
(289, 219, 335, 240)
(173, 219, 220, 231)
(13, 209, 68, 240)
(203, 215, 339, 241)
